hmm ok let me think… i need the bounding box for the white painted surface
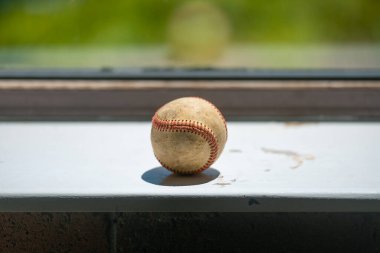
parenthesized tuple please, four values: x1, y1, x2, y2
(0, 122, 379, 211)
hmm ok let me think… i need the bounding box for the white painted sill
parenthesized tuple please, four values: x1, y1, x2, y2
(0, 122, 379, 212)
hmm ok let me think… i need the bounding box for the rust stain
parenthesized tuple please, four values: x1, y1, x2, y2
(284, 122, 317, 127)
(261, 147, 315, 169)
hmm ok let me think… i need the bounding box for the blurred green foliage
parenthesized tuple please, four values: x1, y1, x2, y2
(0, 0, 379, 46)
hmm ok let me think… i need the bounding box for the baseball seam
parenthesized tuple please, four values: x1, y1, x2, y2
(152, 115, 218, 174)
(190, 97, 228, 139)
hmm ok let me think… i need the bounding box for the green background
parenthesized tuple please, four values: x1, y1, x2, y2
(1, 0, 379, 45)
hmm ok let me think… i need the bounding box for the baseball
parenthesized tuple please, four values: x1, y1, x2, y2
(151, 97, 227, 175)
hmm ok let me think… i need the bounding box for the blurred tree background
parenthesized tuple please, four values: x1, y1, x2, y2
(0, 0, 379, 68)
(0, 0, 379, 45)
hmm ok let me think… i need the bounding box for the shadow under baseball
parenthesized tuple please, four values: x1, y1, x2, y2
(141, 167, 220, 186)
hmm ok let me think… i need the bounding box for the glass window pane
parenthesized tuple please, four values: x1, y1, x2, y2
(0, 0, 379, 69)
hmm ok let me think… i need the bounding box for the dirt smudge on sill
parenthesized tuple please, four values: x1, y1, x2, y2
(261, 147, 315, 169)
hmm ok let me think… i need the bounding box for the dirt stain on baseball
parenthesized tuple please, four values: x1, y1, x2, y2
(261, 147, 315, 169)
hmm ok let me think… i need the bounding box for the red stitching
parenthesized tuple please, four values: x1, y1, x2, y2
(189, 97, 228, 139)
(152, 115, 219, 174)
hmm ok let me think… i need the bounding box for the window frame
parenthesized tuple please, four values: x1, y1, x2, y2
(0, 69, 379, 80)
(1, 69, 380, 121)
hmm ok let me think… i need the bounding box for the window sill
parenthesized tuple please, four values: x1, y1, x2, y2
(1, 121, 379, 212)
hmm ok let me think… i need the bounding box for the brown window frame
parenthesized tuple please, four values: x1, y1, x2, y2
(1, 76, 380, 121)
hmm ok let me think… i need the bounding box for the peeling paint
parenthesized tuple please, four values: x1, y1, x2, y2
(261, 147, 315, 169)
(214, 182, 231, 187)
(214, 177, 237, 187)
(248, 199, 260, 205)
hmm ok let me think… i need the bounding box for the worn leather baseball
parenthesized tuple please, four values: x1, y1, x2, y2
(151, 97, 227, 174)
